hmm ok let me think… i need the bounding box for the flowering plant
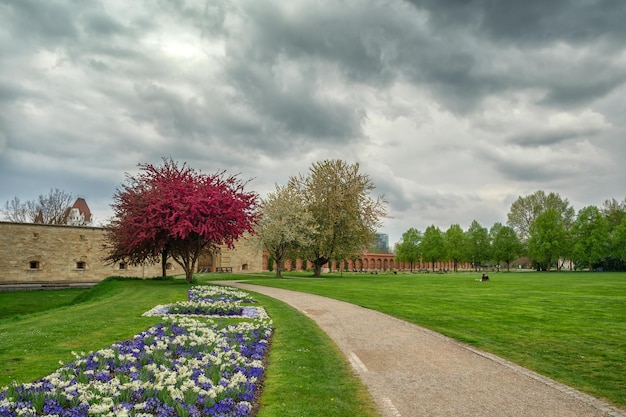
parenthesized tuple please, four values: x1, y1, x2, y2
(168, 300, 244, 316)
(0, 287, 272, 417)
(187, 286, 256, 304)
(142, 286, 268, 319)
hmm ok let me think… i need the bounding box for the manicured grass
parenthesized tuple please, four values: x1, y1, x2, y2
(0, 278, 185, 384)
(0, 277, 379, 417)
(0, 288, 88, 319)
(240, 271, 626, 409)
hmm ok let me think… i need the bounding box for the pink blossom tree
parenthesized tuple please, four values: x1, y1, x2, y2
(105, 158, 259, 282)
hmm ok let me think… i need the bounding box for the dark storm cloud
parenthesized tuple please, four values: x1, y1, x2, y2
(398, 0, 626, 113)
(0, 0, 78, 42)
(215, 1, 405, 147)
(407, 0, 626, 45)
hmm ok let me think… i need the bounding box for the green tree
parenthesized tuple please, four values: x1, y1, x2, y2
(507, 190, 575, 240)
(395, 228, 423, 272)
(571, 206, 609, 271)
(421, 225, 445, 272)
(528, 208, 568, 271)
(466, 220, 490, 271)
(602, 198, 626, 230)
(490, 223, 523, 272)
(610, 216, 626, 265)
(444, 224, 466, 272)
(290, 160, 387, 277)
(258, 183, 316, 277)
(600, 198, 626, 271)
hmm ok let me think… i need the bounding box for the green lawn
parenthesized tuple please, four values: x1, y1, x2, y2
(0, 277, 379, 417)
(0, 288, 87, 318)
(1, 272, 624, 411)
(239, 271, 626, 408)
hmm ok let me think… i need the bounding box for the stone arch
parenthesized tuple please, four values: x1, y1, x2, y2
(197, 251, 214, 273)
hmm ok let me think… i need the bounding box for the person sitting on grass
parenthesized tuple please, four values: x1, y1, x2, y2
(481, 273, 489, 281)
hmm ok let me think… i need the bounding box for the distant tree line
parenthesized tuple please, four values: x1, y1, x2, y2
(395, 191, 626, 272)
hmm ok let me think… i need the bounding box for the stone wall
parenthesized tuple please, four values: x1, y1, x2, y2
(0, 222, 264, 285)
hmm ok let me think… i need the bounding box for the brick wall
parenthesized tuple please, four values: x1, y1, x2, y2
(0, 222, 263, 285)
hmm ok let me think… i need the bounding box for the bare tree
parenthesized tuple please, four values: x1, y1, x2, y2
(1, 197, 31, 223)
(36, 188, 75, 224)
(1, 188, 74, 224)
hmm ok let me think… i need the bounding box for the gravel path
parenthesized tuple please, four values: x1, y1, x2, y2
(220, 282, 625, 417)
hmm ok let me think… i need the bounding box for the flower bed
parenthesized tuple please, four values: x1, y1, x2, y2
(0, 286, 272, 417)
(143, 285, 268, 319)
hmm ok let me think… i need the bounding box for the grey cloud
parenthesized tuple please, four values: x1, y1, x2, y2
(506, 127, 606, 148)
(81, 11, 126, 36)
(216, 3, 403, 146)
(540, 75, 626, 108)
(396, 0, 626, 113)
(153, 0, 229, 38)
(226, 62, 364, 144)
(0, 80, 39, 103)
(476, 0, 626, 46)
(224, 2, 397, 84)
(0, 0, 78, 42)
(407, 0, 626, 46)
(484, 149, 606, 184)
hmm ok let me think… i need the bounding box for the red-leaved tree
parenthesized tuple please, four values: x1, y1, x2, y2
(105, 158, 259, 282)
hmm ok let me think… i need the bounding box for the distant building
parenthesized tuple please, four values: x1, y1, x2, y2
(65, 198, 93, 226)
(0, 222, 263, 287)
(372, 233, 390, 253)
(32, 197, 93, 226)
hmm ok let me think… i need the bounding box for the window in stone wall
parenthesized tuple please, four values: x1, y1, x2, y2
(76, 261, 86, 270)
(166, 263, 173, 270)
(242, 263, 249, 271)
(119, 262, 126, 270)
(29, 261, 40, 270)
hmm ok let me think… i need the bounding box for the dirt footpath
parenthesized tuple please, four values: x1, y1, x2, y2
(220, 282, 625, 417)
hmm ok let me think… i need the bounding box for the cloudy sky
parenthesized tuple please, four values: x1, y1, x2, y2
(1, 0, 625, 246)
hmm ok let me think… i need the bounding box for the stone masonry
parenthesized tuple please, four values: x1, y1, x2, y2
(0, 222, 264, 286)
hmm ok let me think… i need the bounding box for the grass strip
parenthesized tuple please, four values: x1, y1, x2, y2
(0, 288, 87, 319)
(248, 292, 379, 417)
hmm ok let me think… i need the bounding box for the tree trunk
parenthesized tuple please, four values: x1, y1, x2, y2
(161, 247, 168, 277)
(313, 257, 329, 277)
(275, 256, 283, 278)
(171, 251, 197, 282)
